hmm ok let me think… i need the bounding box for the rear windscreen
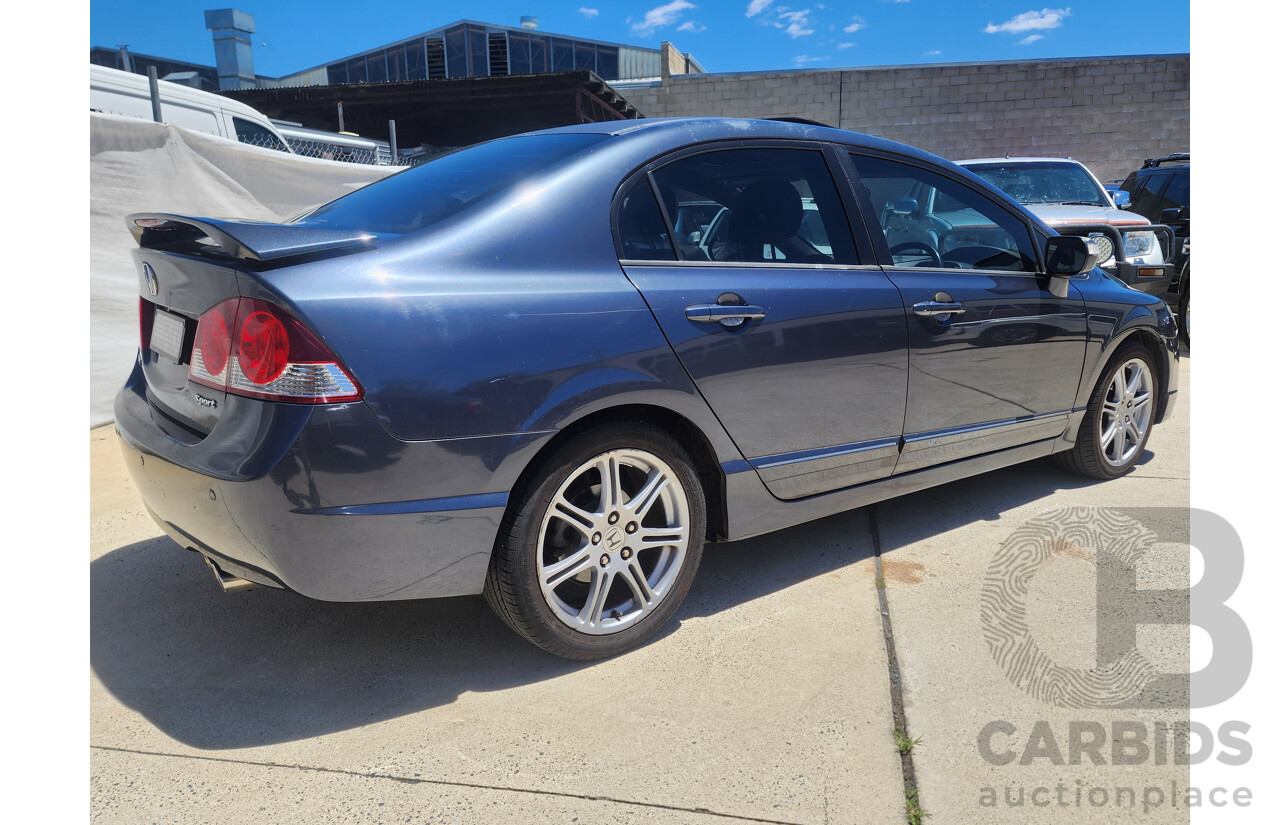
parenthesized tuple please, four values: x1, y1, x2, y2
(293, 133, 607, 235)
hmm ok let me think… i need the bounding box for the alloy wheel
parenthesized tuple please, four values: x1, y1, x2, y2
(536, 449, 691, 635)
(1099, 357, 1153, 467)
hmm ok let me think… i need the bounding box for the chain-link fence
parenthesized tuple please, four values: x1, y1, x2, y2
(283, 137, 389, 165)
(237, 131, 434, 167)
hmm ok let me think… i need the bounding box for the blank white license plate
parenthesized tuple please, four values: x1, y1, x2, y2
(150, 309, 187, 362)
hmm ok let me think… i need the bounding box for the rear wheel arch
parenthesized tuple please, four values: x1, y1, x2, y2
(507, 404, 729, 545)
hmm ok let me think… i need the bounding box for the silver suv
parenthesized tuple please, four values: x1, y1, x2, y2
(958, 157, 1172, 293)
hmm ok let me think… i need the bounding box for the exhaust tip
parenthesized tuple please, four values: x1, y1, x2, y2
(201, 553, 261, 593)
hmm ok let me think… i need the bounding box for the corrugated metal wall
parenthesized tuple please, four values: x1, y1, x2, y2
(618, 47, 660, 81)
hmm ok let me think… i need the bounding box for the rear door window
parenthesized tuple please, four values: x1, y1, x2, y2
(1161, 171, 1189, 210)
(648, 148, 859, 265)
(850, 153, 1038, 272)
(615, 180, 676, 261)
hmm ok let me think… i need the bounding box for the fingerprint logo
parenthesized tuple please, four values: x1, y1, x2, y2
(981, 506, 1160, 708)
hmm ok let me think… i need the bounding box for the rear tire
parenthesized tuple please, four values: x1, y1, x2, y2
(484, 421, 706, 660)
(1056, 342, 1158, 480)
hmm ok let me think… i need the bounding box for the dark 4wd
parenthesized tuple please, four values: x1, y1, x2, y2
(1120, 154, 1190, 341)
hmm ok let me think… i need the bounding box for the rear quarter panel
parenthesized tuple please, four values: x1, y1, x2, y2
(244, 148, 745, 465)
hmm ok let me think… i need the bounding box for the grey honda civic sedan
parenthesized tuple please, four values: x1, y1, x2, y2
(115, 118, 1179, 659)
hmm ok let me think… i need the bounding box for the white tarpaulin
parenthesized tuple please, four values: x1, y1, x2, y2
(90, 112, 398, 426)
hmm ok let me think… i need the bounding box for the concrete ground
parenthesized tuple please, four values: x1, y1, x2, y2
(90, 356, 1189, 824)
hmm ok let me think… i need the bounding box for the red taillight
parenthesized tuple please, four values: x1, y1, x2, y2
(194, 302, 233, 377)
(189, 299, 239, 388)
(237, 310, 289, 384)
(188, 297, 361, 404)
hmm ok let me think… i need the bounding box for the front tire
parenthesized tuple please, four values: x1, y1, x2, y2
(1057, 343, 1158, 479)
(484, 421, 706, 660)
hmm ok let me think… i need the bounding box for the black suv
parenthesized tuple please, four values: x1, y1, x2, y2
(1119, 154, 1190, 341)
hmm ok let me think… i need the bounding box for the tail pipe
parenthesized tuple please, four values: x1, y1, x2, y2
(200, 553, 262, 593)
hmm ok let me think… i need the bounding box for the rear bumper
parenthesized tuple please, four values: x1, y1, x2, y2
(114, 358, 547, 601)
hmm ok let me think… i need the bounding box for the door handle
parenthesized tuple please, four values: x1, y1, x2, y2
(912, 301, 966, 317)
(685, 304, 767, 324)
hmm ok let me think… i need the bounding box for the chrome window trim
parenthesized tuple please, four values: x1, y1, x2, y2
(618, 259, 885, 271)
(881, 265, 1045, 277)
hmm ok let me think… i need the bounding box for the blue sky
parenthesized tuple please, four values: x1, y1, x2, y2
(90, 1, 1189, 77)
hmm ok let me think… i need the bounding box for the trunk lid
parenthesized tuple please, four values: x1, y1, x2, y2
(136, 248, 239, 437)
(128, 214, 375, 438)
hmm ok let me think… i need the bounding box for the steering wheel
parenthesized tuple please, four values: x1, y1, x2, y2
(941, 245, 1020, 270)
(889, 242, 942, 267)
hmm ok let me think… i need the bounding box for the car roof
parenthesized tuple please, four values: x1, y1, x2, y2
(955, 157, 1085, 165)
(519, 117, 953, 168)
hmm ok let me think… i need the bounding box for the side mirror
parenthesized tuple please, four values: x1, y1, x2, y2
(1045, 236, 1099, 275)
(1160, 206, 1189, 224)
(1044, 236, 1098, 298)
(1113, 191, 1131, 209)
(891, 197, 919, 216)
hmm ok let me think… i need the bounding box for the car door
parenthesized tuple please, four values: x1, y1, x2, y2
(843, 151, 1089, 474)
(616, 144, 910, 500)
(1122, 170, 1171, 223)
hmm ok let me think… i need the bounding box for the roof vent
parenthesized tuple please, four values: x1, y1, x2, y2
(520, 15, 539, 29)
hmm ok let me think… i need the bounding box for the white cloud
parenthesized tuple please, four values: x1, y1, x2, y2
(843, 16, 866, 33)
(793, 54, 830, 65)
(579, 7, 599, 17)
(678, 20, 707, 32)
(924, 49, 941, 55)
(632, 0, 696, 35)
(985, 8, 1071, 35)
(837, 42, 856, 49)
(746, 0, 773, 17)
(1019, 34, 1044, 44)
(779, 9, 815, 37)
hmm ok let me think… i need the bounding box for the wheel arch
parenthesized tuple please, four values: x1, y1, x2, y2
(1085, 326, 1173, 424)
(505, 403, 731, 544)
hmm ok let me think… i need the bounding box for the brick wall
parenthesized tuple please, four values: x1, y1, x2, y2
(618, 55, 1189, 182)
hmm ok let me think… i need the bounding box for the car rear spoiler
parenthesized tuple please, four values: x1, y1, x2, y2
(126, 213, 375, 262)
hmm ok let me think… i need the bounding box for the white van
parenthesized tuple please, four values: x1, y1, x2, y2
(89, 64, 292, 153)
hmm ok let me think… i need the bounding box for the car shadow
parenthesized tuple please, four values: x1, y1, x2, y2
(91, 458, 1105, 750)
(868, 452, 1177, 554)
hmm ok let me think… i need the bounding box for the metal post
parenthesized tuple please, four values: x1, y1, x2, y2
(388, 120, 399, 164)
(337, 102, 345, 133)
(117, 44, 133, 73)
(147, 67, 163, 123)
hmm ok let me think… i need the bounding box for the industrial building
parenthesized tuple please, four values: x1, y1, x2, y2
(93, 11, 702, 92)
(275, 18, 703, 89)
(90, 10, 1188, 181)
